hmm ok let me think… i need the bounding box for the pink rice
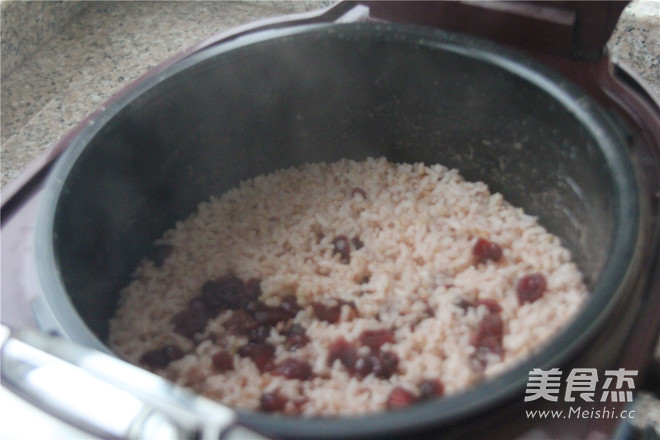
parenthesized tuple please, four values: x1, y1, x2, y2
(109, 157, 587, 415)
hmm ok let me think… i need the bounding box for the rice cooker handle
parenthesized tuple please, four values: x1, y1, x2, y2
(359, 1, 628, 60)
(0, 325, 273, 440)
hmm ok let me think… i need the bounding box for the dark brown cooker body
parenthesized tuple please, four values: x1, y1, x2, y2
(34, 23, 654, 439)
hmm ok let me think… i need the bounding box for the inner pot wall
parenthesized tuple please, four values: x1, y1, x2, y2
(36, 23, 639, 438)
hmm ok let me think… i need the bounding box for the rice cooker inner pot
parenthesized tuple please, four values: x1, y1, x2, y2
(36, 23, 640, 438)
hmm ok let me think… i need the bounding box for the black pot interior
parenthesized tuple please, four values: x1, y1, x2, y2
(39, 23, 637, 438)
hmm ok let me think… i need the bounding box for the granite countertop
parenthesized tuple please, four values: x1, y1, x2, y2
(1, 0, 659, 436)
(1, 0, 659, 190)
(0, 1, 332, 189)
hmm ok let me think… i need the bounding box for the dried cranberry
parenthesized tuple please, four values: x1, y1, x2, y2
(189, 295, 209, 314)
(327, 337, 358, 369)
(259, 391, 288, 412)
(286, 324, 306, 335)
(272, 359, 313, 380)
(200, 280, 224, 309)
(472, 312, 504, 364)
(475, 334, 503, 358)
(224, 310, 258, 337)
(366, 350, 399, 379)
(472, 237, 503, 263)
(332, 235, 351, 263)
(475, 298, 502, 313)
(352, 236, 364, 250)
(140, 345, 183, 369)
(248, 325, 272, 343)
(237, 342, 275, 372)
(359, 329, 395, 350)
(423, 301, 435, 318)
(457, 298, 501, 314)
(278, 295, 301, 318)
(245, 278, 263, 301)
(351, 187, 367, 199)
(244, 300, 260, 314)
(312, 302, 341, 323)
(353, 356, 372, 377)
(313, 300, 355, 323)
(284, 324, 310, 351)
(478, 312, 504, 340)
(172, 307, 208, 339)
(249, 302, 291, 326)
(516, 273, 546, 304)
(152, 244, 173, 267)
(201, 275, 248, 311)
(418, 379, 444, 400)
(386, 387, 415, 409)
(456, 299, 476, 311)
(212, 351, 234, 372)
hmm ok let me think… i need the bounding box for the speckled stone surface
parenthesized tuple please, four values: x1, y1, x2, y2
(608, 0, 660, 98)
(0, 0, 90, 78)
(2, 0, 659, 190)
(0, 1, 321, 188)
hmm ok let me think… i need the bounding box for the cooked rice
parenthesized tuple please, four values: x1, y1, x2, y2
(109, 157, 587, 415)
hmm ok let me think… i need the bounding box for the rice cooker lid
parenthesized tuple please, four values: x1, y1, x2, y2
(361, 1, 628, 60)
